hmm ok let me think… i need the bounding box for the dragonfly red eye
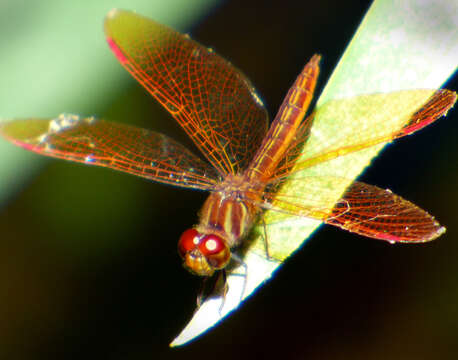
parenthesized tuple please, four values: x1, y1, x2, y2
(198, 234, 230, 270)
(177, 228, 199, 258)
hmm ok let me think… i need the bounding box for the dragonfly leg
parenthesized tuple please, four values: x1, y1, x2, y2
(194, 254, 248, 314)
(195, 270, 228, 311)
(261, 214, 272, 260)
(229, 253, 248, 306)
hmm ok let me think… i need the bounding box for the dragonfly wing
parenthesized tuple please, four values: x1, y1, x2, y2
(258, 177, 444, 242)
(104, 9, 269, 176)
(0, 114, 219, 190)
(271, 89, 456, 181)
(326, 181, 445, 242)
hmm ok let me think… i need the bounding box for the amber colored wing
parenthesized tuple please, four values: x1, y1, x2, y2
(255, 89, 455, 242)
(0, 114, 219, 190)
(104, 9, 269, 176)
(255, 177, 444, 242)
(270, 89, 457, 182)
(326, 182, 445, 242)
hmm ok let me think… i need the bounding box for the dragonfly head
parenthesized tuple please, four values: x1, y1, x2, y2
(178, 228, 231, 276)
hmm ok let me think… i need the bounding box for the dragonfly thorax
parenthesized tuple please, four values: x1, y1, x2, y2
(214, 173, 263, 198)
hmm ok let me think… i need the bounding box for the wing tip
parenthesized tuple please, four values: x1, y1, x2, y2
(442, 89, 457, 115)
(104, 9, 132, 64)
(430, 224, 446, 241)
(389, 223, 446, 244)
(106, 8, 119, 19)
(105, 8, 129, 21)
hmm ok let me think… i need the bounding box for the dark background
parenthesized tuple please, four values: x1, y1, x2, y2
(1, 0, 457, 359)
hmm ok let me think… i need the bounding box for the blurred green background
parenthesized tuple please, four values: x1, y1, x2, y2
(0, 0, 457, 359)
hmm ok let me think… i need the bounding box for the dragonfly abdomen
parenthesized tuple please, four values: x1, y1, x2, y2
(245, 55, 320, 183)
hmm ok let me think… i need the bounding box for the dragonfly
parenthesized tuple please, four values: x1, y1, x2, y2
(0, 9, 456, 277)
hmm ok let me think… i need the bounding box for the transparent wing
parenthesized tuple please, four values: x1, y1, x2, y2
(326, 182, 445, 242)
(104, 9, 269, 175)
(0, 114, 219, 190)
(254, 89, 455, 242)
(256, 177, 444, 242)
(270, 89, 457, 182)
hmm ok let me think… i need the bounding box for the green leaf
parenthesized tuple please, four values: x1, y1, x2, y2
(172, 0, 457, 347)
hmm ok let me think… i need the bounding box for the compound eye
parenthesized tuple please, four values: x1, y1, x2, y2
(199, 234, 230, 270)
(177, 228, 199, 258)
